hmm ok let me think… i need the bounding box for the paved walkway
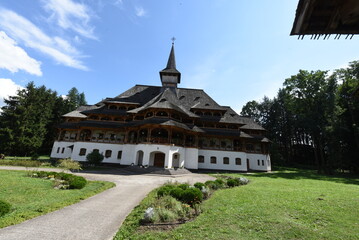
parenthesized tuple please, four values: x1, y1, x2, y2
(0, 166, 214, 240)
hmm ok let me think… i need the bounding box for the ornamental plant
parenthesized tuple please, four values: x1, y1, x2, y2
(86, 151, 104, 165)
(0, 200, 11, 217)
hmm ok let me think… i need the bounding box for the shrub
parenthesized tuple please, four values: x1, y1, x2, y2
(194, 182, 205, 190)
(86, 151, 104, 165)
(157, 185, 175, 197)
(181, 188, 203, 206)
(214, 178, 226, 188)
(169, 187, 184, 201)
(205, 180, 220, 190)
(31, 153, 39, 160)
(156, 208, 178, 222)
(178, 183, 190, 190)
(0, 200, 11, 217)
(68, 176, 87, 189)
(227, 178, 240, 187)
(58, 158, 82, 171)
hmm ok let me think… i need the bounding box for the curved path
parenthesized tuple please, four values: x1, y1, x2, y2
(0, 166, 214, 240)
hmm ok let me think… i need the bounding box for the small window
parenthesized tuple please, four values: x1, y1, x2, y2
(109, 105, 117, 110)
(79, 148, 86, 156)
(198, 155, 204, 163)
(223, 157, 229, 165)
(210, 156, 217, 164)
(205, 103, 210, 106)
(194, 97, 200, 101)
(236, 158, 242, 165)
(179, 96, 185, 100)
(257, 159, 260, 166)
(105, 150, 112, 158)
(117, 151, 122, 159)
(57, 147, 60, 153)
(262, 160, 264, 166)
(160, 98, 166, 102)
(61, 148, 65, 153)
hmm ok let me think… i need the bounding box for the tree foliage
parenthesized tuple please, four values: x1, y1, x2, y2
(241, 62, 359, 173)
(0, 83, 87, 156)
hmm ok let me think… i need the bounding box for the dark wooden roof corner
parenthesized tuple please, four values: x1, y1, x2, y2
(291, 0, 359, 38)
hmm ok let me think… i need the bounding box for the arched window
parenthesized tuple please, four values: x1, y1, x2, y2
(210, 156, 217, 164)
(223, 157, 229, 165)
(146, 112, 154, 118)
(109, 105, 117, 110)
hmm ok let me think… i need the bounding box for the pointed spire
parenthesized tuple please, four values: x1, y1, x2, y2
(160, 41, 181, 88)
(165, 43, 177, 70)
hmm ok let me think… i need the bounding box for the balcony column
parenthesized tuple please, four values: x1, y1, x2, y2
(124, 130, 129, 144)
(147, 128, 152, 143)
(76, 129, 81, 141)
(168, 128, 172, 145)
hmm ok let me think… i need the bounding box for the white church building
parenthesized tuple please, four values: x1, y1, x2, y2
(51, 44, 271, 172)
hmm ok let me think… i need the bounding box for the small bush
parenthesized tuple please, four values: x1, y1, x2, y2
(0, 200, 11, 217)
(157, 185, 176, 197)
(194, 182, 205, 190)
(169, 187, 184, 201)
(58, 158, 82, 171)
(157, 208, 178, 222)
(86, 151, 104, 165)
(31, 153, 39, 160)
(181, 188, 203, 206)
(205, 180, 220, 190)
(214, 178, 226, 188)
(68, 176, 87, 189)
(227, 178, 240, 187)
(178, 183, 190, 190)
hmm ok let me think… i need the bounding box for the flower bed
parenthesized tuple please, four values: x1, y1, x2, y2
(29, 171, 87, 189)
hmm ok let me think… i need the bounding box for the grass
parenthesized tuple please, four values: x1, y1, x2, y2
(0, 170, 115, 228)
(114, 168, 359, 240)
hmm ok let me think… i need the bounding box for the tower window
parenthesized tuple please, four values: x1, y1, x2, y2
(198, 155, 204, 163)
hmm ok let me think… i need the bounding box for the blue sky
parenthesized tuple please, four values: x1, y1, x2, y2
(1, 0, 359, 113)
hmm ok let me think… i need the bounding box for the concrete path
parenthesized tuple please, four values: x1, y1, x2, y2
(0, 166, 214, 240)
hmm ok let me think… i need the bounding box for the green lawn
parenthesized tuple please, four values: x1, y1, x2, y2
(115, 168, 359, 240)
(0, 170, 115, 228)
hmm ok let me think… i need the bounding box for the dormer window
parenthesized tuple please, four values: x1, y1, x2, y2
(160, 99, 167, 102)
(179, 96, 185, 100)
(194, 97, 200, 101)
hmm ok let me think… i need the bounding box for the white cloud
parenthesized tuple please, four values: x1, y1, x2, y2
(0, 8, 88, 70)
(0, 79, 24, 108)
(42, 0, 96, 40)
(0, 31, 42, 76)
(135, 6, 147, 17)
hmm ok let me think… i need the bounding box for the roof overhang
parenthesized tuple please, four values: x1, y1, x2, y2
(291, 0, 359, 38)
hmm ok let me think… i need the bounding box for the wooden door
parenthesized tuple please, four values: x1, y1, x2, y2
(154, 153, 165, 167)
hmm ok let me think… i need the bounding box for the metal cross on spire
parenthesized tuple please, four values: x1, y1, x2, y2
(171, 37, 176, 45)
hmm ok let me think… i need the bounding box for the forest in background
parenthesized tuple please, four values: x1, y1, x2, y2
(0, 83, 86, 156)
(241, 61, 359, 174)
(0, 61, 358, 174)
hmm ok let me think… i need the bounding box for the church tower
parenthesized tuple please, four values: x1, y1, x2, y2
(160, 43, 181, 88)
